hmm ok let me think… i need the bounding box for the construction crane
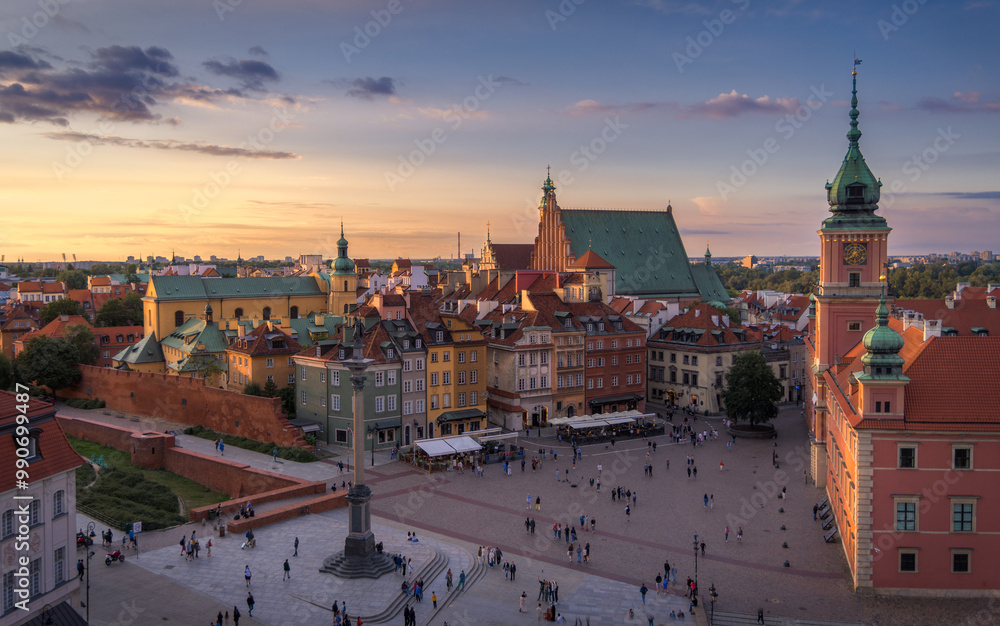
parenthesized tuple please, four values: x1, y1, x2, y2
(73, 253, 77, 262)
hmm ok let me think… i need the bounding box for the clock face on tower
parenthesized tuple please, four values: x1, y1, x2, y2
(843, 242, 868, 266)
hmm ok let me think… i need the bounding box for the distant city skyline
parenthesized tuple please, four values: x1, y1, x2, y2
(1, 0, 998, 261)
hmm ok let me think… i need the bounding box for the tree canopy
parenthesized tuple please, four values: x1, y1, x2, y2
(94, 292, 143, 327)
(720, 350, 783, 428)
(0, 353, 13, 391)
(57, 269, 88, 290)
(63, 324, 99, 365)
(39, 298, 89, 325)
(14, 335, 86, 398)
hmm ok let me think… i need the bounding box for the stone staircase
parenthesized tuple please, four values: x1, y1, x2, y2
(709, 610, 867, 626)
(353, 546, 452, 623)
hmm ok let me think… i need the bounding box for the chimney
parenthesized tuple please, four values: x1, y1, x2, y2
(238, 323, 247, 337)
(988, 296, 997, 310)
(711, 315, 719, 326)
(694, 309, 700, 318)
(924, 319, 941, 342)
(315, 314, 323, 325)
(945, 295, 955, 310)
(60, 314, 70, 322)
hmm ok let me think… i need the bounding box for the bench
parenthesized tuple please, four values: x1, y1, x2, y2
(816, 496, 828, 509)
(822, 516, 835, 530)
(824, 527, 839, 543)
(818, 505, 831, 520)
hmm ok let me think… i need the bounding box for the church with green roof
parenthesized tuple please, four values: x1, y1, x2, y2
(528, 173, 728, 303)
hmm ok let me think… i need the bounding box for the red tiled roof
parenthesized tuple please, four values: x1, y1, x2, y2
(608, 297, 633, 315)
(893, 295, 1000, 336)
(903, 336, 1000, 424)
(90, 277, 112, 286)
(41, 282, 65, 294)
(229, 323, 302, 356)
(656, 304, 758, 346)
(17, 315, 92, 344)
(16, 281, 42, 292)
(568, 249, 615, 270)
(490, 243, 535, 270)
(0, 393, 84, 491)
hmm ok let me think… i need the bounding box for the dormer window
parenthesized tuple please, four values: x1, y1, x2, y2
(415, 339, 422, 348)
(846, 183, 865, 202)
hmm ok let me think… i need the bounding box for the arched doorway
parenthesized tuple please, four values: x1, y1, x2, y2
(566, 405, 575, 418)
(404, 425, 411, 446)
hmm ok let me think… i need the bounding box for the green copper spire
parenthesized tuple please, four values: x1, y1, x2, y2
(333, 221, 355, 274)
(824, 64, 885, 229)
(542, 165, 555, 195)
(705, 241, 712, 263)
(859, 278, 906, 379)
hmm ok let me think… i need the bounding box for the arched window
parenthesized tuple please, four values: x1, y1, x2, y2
(262, 307, 271, 321)
(344, 303, 350, 314)
(234, 307, 244, 318)
(290, 306, 299, 320)
(148, 310, 152, 326)
(174, 310, 184, 327)
(52, 490, 65, 517)
(344, 280, 348, 292)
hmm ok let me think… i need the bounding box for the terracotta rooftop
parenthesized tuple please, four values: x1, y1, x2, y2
(0, 393, 84, 492)
(567, 249, 615, 270)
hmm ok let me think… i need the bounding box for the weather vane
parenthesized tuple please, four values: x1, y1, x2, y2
(853, 54, 862, 73)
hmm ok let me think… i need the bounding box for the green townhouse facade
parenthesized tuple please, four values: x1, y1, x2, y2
(292, 322, 403, 450)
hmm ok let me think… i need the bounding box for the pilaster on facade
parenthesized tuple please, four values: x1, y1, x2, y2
(854, 431, 875, 590)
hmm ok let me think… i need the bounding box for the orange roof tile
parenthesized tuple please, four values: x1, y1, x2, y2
(1, 394, 84, 491)
(568, 249, 615, 270)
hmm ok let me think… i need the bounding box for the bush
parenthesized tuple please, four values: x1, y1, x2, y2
(76, 462, 96, 487)
(183, 425, 318, 462)
(65, 398, 106, 409)
(77, 468, 186, 531)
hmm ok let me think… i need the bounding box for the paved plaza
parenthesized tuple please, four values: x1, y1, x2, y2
(67, 405, 997, 625)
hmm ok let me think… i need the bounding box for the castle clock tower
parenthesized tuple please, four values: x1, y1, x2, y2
(809, 64, 890, 480)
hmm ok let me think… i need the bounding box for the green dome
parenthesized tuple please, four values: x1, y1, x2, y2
(860, 289, 905, 374)
(825, 71, 883, 219)
(333, 256, 355, 273)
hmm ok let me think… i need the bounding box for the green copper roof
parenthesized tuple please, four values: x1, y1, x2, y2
(562, 209, 704, 298)
(112, 332, 164, 365)
(333, 223, 355, 274)
(149, 276, 324, 301)
(823, 70, 886, 230)
(160, 318, 230, 355)
(690, 263, 730, 303)
(859, 285, 906, 377)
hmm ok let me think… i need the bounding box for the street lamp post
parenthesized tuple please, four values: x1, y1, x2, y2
(85, 521, 95, 624)
(709, 584, 718, 625)
(693, 533, 699, 596)
(367, 425, 375, 467)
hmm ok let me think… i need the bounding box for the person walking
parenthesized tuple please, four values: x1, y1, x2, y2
(294, 537, 299, 556)
(536, 496, 541, 511)
(704, 493, 709, 508)
(757, 607, 765, 624)
(640, 583, 648, 604)
(244, 565, 252, 586)
(813, 504, 819, 521)
(725, 526, 730, 542)
(655, 574, 663, 595)
(737, 527, 744, 542)
(625, 504, 631, 522)
(510, 562, 517, 581)
(710, 494, 714, 510)
(233, 606, 240, 626)
(527, 494, 532, 510)
(219, 440, 225, 456)
(537, 603, 543, 624)
(246, 592, 254, 618)
(520, 591, 527, 612)
(432, 591, 437, 608)
(458, 570, 466, 590)
(283, 558, 291, 580)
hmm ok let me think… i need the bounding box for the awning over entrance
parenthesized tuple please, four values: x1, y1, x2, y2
(588, 393, 642, 406)
(436, 408, 487, 423)
(374, 418, 401, 430)
(413, 435, 483, 457)
(288, 418, 322, 433)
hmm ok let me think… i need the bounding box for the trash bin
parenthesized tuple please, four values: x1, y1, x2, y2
(208, 509, 216, 521)
(219, 523, 226, 538)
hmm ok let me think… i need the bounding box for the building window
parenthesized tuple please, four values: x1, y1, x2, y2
(716, 356, 723, 366)
(175, 310, 184, 327)
(683, 355, 689, 365)
(540, 375, 548, 388)
(416, 378, 425, 392)
(596, 341, 603, 350)
(416, 399, 425, 413)
(376, 371, 384, 387)
(288, 374, 295, 384)
(2, 571, 13, 613)
(330, 371, 339, 386)
(1, 510, 13, 538)
(54, 546, 66, 584)
(443, 393, 451, 408)
(458, 351, 466, 363)
(470, 391, 478, 405)
(375, 396, 385, 412)
(331, 395, 340, 411)
(529, 377, 537, 390)
(301, 390, 307, 405)
(53, 490, 65, 517)
(442, 372, 450, 385)
(576, 374, 582, 387)
(848, 321, 862, 332)
(895, 500, 917, 531)
(403, 380, 412, 394)
(954, 447, 972, 470)
(899, 550, 917, 573)
(263, 307, 271, 321)
(431, 352, 439, 363)
(898, 446, 917, 469)
(403, 359, 412, 372)
(457, 371, 466, 385)
(849, 273, 861, 288)
(431, 395, 439, 409)
(387, 395, 397, 411)
(596, 378, 603, 388)
(387, 348, 395, 359)
(416, 359, 424, 371)
(518, 354, 526, 367)
(471, 351, 477, 362)
(436, 331, 444, 342)
(691, 356, 698, 366)
(320, 371, 326, 383)
(458, 392, 466, 407)
(952, 500, 976, 532)
(335, 429, 348, 443)
(320, 396, 326, 407)
(470, 370, 478, 384)
(28, 558, 40, 597)
(388, 371, 396, 386)
(611, 376, 618, 387)
(301, 367, 307, 381)
(952, 550, 971, 574)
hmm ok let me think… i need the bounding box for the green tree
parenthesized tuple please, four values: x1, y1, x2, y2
(57, 269, 88, 290)
(262, 379, 278, 398)
(720, 350, 782, 428)
(64, 324, 99, 365)
(94, 292, 143, 327)
(14, 336, 83, 399)
(278, 386, 296, 418)
(39, 298, 89, 325)
(243, 381, 263, 396)
(0, 353, 13, 391)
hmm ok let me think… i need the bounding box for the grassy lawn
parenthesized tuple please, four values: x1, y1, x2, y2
(69, 436, 228, 530)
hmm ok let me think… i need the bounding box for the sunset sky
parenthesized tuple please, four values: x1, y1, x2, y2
(1, 0, 998, 263)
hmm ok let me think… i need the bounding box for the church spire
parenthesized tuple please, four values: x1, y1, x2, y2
(824, 61, 884, 222)
(542, 165, 555, 195)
